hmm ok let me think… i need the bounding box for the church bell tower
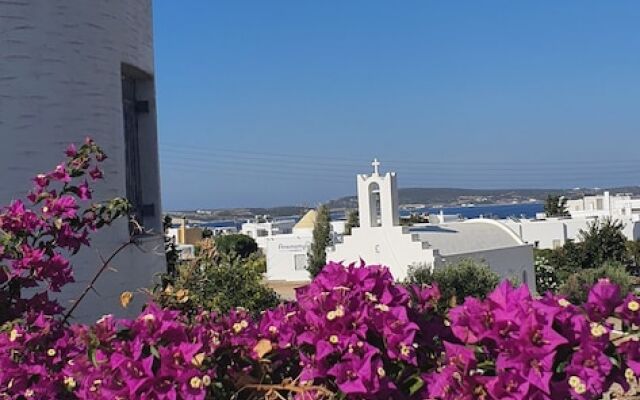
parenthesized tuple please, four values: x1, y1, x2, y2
(357, 159, 400, 229)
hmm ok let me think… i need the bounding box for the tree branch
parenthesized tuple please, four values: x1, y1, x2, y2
(234, 382, 335, 399)
(62, 238, 135, 324)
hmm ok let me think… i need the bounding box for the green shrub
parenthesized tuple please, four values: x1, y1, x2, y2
(534, 219, 631, 292)
(307, 205, 331, 278)
(214, 233, 259, 259)
(201, 228, 213, 238)
(344, 209, 359, 235)
(558, 262, 635, 304)
(627, 240, 640, 268)
(579, 218, 628, 268)
(156, 240, 279, 316)
(544, 194, 569, 217)
(405, 259, 500, 308)
(245, 252, 267, 274)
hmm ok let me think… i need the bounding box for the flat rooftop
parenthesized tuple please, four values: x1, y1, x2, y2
(410, 220, 524, 255)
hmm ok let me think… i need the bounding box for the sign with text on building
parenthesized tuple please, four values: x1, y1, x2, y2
(278, 243, 311, 253)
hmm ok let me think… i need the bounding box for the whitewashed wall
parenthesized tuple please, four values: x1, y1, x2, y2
(502, 219, 569, 249)
(438, 245, 535, 290)
(0, 0, 165, 322)
(502, 217, 640, 250)
(266, 234, 314, 281)
(328, 226, 437, 281)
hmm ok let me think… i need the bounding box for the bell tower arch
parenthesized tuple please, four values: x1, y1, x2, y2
(356, 159, 400, 229)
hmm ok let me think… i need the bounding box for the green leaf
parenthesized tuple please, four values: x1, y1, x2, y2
(150, 345, 160, 359)
(88, 347, 98, 367)
(555, 360, 568, 374)
(408, 376, 424, 395)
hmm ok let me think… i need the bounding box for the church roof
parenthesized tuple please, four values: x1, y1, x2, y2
(410, 219, 526, 256)
(294, 210, 317, 230)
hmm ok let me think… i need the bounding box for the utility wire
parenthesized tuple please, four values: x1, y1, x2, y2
(160, 152, 640, 179)
(160, 141, 640, 167)
(161, 160, 636, 187)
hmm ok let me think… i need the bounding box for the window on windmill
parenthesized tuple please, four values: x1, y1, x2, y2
(294, 254, 307, 271)
(121, 64, 160, 235)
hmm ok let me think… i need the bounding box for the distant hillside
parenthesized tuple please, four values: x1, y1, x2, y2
(326, 186, 640, 209)
(169, 186, 640, 220)
(169, 206, 309, 221)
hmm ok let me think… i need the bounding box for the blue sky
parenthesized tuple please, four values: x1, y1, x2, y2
(153, 1, 640, 210)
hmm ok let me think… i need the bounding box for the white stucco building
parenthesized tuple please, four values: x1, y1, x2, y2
(567, 191, 640, 220)
(502, 216, 640, 250)
(265, 210, 347, 281)
(498, 191, 640, 250)
(242, 217, 297, 251)
(265, 234, 314, 281)
(242, 218, 297, 239)
(244, 212, 345, 258)
(502, 217, 583, 249)
(265, 213, 315, 281)
(327, 161, 534, 286)
(0, 1, 165, 321)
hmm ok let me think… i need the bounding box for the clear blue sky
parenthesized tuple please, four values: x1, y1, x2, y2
(153, 1, 640, 210)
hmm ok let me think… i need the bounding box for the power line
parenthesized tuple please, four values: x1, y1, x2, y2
(159, 141, 640, 167)
(161, 159, 637, 188)
(160, 152, 640, 179)
(160, 149, 364, 173)
(162, 160, 355, 183)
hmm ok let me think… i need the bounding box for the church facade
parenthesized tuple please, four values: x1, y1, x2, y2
(327, 161, 535, 288)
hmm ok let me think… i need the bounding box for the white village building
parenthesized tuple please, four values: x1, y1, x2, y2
(567, 192, 640, 220)
(501, 217, 596, 250)
(501, 216, 640, 250)
(264, 213, 315, 282)
(0, 0, 165, 321)
(267, 160, 535, 287)
(242, 217, 297, 251)
(242, 218, 297, 239)
(500, 192, 640, 250)
(265, 210, 345, 281)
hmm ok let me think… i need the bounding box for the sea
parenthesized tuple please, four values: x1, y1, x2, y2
(195, 202, 545, 230)
(403, 203, 544, 220)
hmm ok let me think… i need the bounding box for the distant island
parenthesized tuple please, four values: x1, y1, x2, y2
(325, 186, 640, 209)
(167, 186, 640, 220)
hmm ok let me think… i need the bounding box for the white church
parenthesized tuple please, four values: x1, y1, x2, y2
(325, 160, 535, 287)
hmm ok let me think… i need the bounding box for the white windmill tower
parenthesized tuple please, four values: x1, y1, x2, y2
(0, 0, 165, 321)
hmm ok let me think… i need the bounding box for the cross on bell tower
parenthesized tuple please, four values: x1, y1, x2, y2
(372, 158, 381, 175)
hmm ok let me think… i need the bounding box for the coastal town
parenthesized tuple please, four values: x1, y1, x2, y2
(166, 160, 640, 297)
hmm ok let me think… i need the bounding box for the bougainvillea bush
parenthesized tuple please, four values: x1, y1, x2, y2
(0, 139, 129, 324)
(2, 142, 640, 399)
